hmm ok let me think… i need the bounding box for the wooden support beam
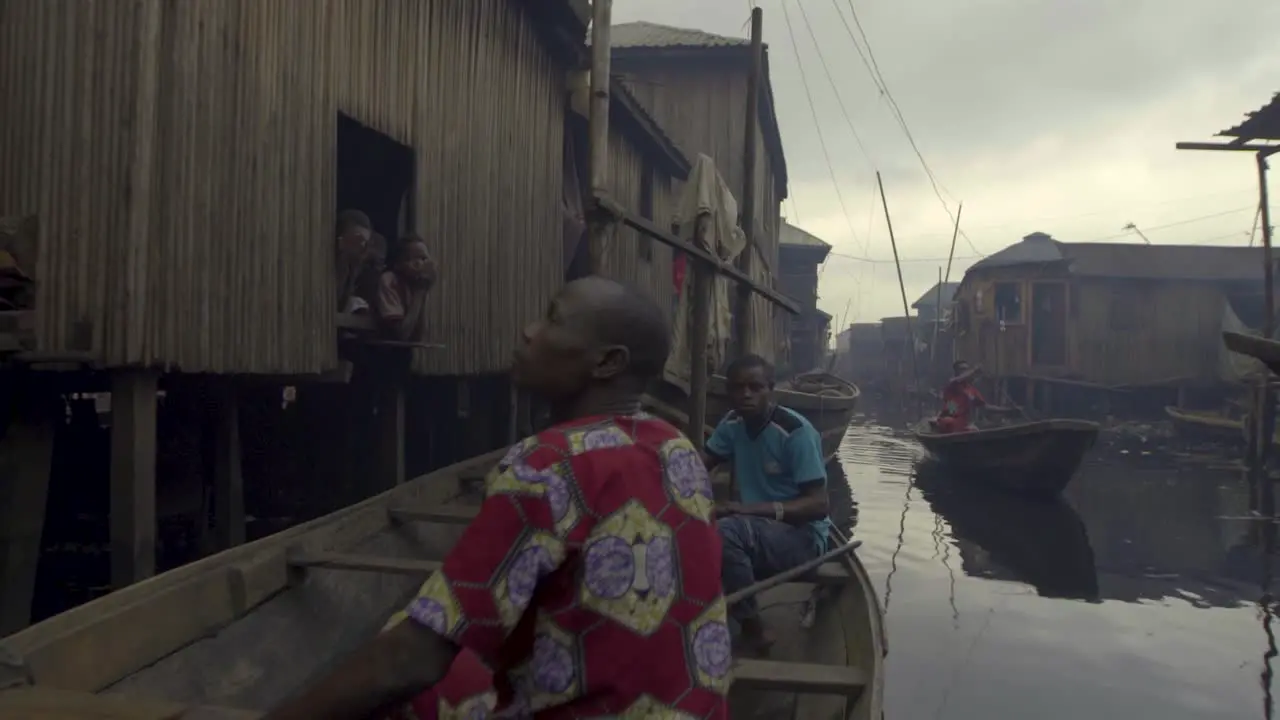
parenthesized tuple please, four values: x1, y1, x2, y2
(377, 383, 406, 489)
(585, 0, 613, 274)
(735, 6, 764, 358)
(1176, 141, 1280, 155)
(110, 371, 158, 588)
(286, 552, 441, 577)
(732, 658, 867, 695)
(593, 194, 800, 314)
(213, 384, 245, 550)
(0, 406, 54, 635)
(688, 216, 713, 449)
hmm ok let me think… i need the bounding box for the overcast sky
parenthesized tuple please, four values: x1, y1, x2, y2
(613, 0, 1280, 326)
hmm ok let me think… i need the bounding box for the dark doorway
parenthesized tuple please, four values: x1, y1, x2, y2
(1031, 282, 1068, 366)
(336, 113, 415, 239)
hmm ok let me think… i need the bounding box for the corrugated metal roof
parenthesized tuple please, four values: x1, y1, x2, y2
(605, 21, 789, 201)
(1061, 243, 1263, 281)
(967, 232, 1265, 282)
(1219, 91, 1280, 142)
(912, 282, 960, 309)
(780, 222, 831, 250)
(967, 232, 1064, 271)
(610, 21, 749, 49)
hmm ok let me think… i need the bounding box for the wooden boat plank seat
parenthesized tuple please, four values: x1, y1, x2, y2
(0, 687, 259, 720)
(388, 505, 481, 525)
(286, 552, 441, 576)
(732, 658, 867, 695)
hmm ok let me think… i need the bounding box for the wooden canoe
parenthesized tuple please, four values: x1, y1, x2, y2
(0, 447, 885, 719)
(711, 371, 859, 458)
(914, 419, 1100, 496)
(654, 371, 859, 461)
(1223, 330, 1280, 376)
(914, 463, 1099, 601)
(1164, 406, 1249, 445)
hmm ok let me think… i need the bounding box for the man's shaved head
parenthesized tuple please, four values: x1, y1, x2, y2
(513, 276, 671, 402)
(564, 276, 669, 381)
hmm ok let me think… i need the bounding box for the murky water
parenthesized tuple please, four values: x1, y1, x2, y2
(840, 408, 1275, 720)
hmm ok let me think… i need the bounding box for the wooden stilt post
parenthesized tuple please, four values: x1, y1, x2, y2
(585, 0, 613, 275)
(378, 382, 406, 490)
(213, 383, 245, 549)
(508, 381, 519, 445)
(0, 396, 54, 635)
(688, 215, 713, 450)
(1256, 152, 1276, 488)
(734, 7, 764, 359)
(110, 370, 158, 588)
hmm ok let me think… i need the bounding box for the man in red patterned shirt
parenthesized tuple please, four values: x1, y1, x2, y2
(265, 277, 730, 719)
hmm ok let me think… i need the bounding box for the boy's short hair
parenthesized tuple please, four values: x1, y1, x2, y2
(389, 234, 427, 266)
(725, 353, 775, 385)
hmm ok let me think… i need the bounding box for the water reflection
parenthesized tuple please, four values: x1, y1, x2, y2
(914, 461, 1100, 602)
(840, 406, 1278, 720)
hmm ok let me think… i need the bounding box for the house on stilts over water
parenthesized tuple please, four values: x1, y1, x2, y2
(0, 0, 608, 632)
(951, 231, 1272, 416)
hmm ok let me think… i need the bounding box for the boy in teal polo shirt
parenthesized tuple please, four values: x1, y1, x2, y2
(702, 354, 831, 653)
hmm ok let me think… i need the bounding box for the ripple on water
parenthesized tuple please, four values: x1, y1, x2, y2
(835, 408, 1273, 720)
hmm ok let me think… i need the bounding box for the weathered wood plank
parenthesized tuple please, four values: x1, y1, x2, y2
(109, 371, 159, 588)
(0, 410, 54, 635)
(387, 505, 480, 525)
(4, 449, 505, 693)
(0, 687, 262, 720)
(732, 658, 867, 695)
(287, 552, 442, 577)
(212, 386, 244, 550)
(0, 687, 185, 720)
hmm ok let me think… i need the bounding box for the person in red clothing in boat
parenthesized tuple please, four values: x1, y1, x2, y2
(263, 276, 730, 720)
(931, 360, 1018, 433)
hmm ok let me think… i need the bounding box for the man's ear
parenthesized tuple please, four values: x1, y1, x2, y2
(592, 344, 630, 380)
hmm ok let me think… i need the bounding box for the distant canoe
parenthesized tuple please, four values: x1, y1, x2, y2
(1164, 405, 1251, 445)
(1223, 330, 1280, 376)
(914, 419, 1100, 497)
(651, 371, 859, 462)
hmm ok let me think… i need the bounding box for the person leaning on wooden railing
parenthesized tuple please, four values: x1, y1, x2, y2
(375, 234, 438, 343)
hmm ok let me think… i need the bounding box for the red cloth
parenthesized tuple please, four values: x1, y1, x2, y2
(938, 380, 985, 432)
(394, 413, 729, 719)
(673, 252, 687, 297)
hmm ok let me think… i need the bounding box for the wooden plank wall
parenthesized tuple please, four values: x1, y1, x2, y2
(954, 272, 1231, 387)
(0, 0, 566, 375)
(617, 58, 782, 360)
(598, 130, 677, 319)
(1072, 279, 1226, 387)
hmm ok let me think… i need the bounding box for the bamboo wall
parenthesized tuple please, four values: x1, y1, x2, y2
(954, 269, 1237, 387)
(597, 130, 677, 318)
(0, 0, 567, 375)
(616, 58, 783, 360)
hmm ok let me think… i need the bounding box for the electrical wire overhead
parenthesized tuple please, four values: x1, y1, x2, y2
(829, 0, 984, 257)
(779, 0, 865, 254)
